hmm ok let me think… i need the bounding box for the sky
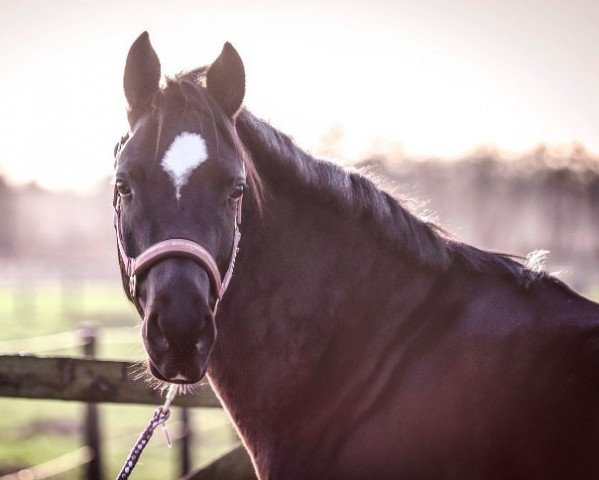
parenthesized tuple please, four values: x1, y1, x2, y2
(1, 0, 598, 191)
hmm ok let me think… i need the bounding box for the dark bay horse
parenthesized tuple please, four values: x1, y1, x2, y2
(114, 32, 599, 479)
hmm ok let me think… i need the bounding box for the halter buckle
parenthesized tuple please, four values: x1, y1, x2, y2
(129, 274, 137, 298)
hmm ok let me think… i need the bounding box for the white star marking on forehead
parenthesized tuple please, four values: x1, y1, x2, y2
(160, 132, 208, 201)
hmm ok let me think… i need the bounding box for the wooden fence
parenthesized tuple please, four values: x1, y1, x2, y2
(0, 330, 256, 480)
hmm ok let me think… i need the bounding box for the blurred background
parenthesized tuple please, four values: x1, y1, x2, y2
(1, 0, 598, 478)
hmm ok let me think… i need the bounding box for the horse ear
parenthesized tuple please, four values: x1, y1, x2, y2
(206, 42, 245, 117)
(123, 32, 161, 114)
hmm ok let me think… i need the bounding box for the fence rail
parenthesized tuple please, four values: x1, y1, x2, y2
(0, 354, 220, 407)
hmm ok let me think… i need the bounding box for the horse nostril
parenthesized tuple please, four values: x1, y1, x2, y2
(146, 311, 168, 350)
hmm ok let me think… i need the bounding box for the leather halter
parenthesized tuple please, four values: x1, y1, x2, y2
(113, 133, 242, 314)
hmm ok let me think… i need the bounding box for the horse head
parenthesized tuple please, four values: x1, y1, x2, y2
(114, 32, 248, 384)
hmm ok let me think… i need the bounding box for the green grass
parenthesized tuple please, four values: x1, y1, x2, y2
(0, 283, 136, 341)
(0, 282, 237, 479)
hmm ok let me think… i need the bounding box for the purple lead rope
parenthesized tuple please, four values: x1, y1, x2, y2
(116, 385, 177, 480)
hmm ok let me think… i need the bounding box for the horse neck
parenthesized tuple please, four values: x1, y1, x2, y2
(207, 111, 442, 467)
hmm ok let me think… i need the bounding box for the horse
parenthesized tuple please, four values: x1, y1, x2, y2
(113, 32, 599, 479)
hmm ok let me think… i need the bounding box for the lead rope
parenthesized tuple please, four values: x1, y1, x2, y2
(116, 385, 178, 480)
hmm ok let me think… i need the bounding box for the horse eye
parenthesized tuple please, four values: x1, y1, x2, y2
(230, 184, 245, 200)
(116, 180, 132, 196)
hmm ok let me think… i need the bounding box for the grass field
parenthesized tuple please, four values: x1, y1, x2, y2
(0, 282, 237, 479)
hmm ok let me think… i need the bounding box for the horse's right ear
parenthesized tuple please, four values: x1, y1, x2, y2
(123, 32, 161, 118)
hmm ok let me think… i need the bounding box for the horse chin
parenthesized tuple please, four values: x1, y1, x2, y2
(148, 358, 207, 385)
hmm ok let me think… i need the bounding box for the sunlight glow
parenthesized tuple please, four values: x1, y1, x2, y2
(0, 0, 597, 191)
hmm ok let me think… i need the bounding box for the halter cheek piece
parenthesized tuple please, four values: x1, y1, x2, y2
(113, 133, 242, 315)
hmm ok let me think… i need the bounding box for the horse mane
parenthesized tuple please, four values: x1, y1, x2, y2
(159, 68, 545, 288)
(235, 110, 547, 288)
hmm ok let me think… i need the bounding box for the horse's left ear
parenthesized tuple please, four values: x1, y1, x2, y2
(206, 42, 245, 117)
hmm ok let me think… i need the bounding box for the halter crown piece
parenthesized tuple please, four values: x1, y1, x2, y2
(113, 133, 242, 314)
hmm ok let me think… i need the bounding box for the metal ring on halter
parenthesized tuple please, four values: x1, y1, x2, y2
(129, 275, 137, 298)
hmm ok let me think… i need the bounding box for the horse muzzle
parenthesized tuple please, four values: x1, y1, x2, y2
(140, 259, 217, 384)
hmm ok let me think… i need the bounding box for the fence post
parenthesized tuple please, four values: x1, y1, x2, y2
(81, 324, 104, 480)
(180, 407, 193, 477)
